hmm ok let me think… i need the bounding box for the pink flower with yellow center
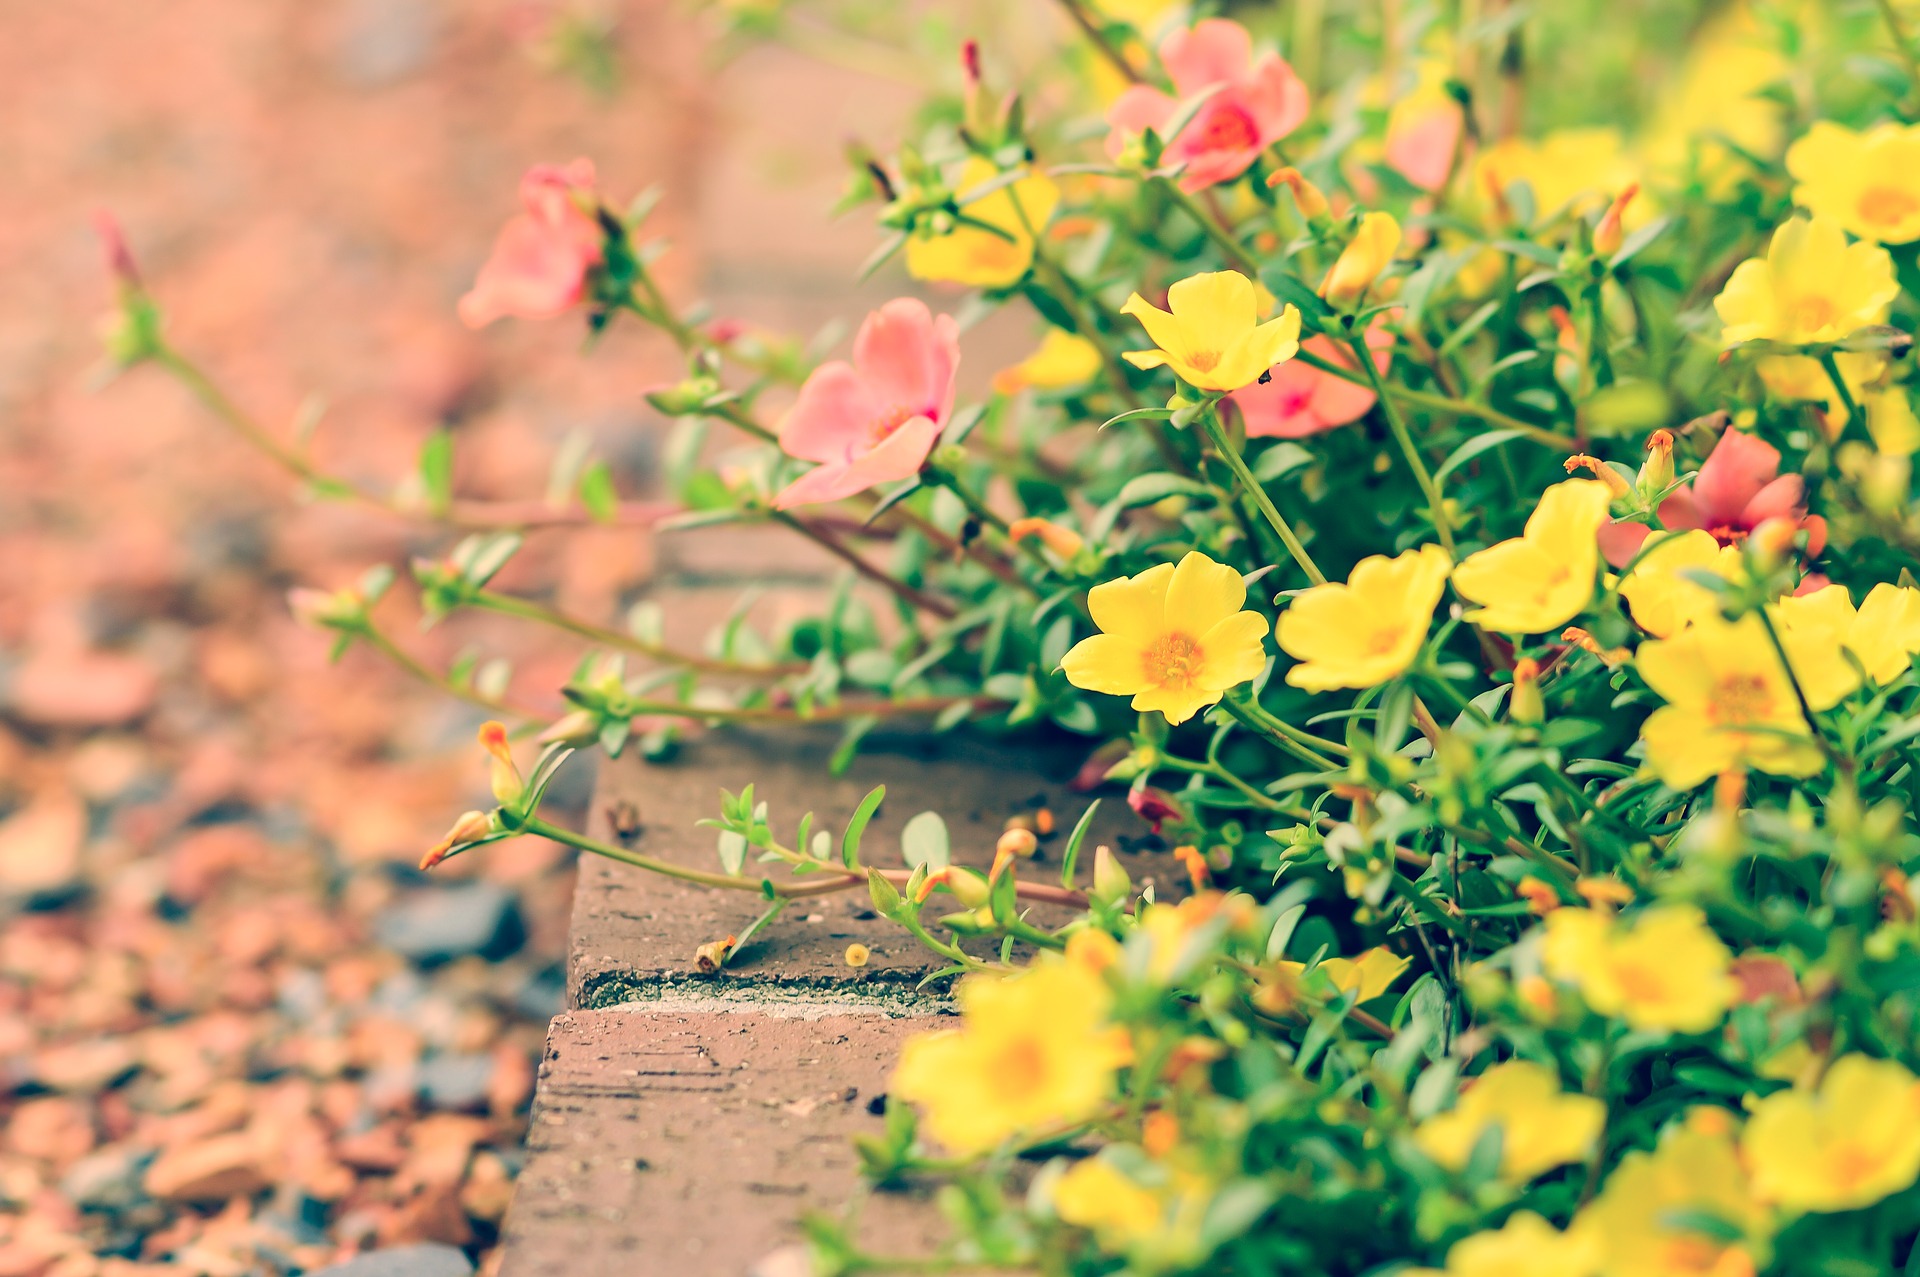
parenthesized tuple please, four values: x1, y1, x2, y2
(773, 298, 959, 508)
(1061, 552, 1269, 726)
(1228, 321, 1393, 439)
(1105, 19, 1309, 192)
(458, 159, 604, 328)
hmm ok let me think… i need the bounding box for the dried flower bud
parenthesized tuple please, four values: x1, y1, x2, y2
(996, 828, 1039, 861)
(1509, 657, 1544, 726)
(1594, 184, 1639, 258)
(478, 721, 524, 806)
(1267, 167, 1330, 221)
(421, 810, 496, 871)
(1563, 454, 1632, 499)
(694, 935, 736, 974)
(844, 943, 871, 968)
(1561, 627, 1630, 668)
(1007, 516, 1085, 560)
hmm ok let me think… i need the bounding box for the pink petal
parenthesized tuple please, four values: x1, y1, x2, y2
(1386, 104, 1462, 192)
(1232, 364, 1325, 438)
(1241, 55, 1310, 144)
(1105, 86, 1176, 158)
(1596, 520, 1651, 568)
(842, 415, 941, 489)
(1656, 486, 1706, 532)
(1161, 19, 1253, 97)
(852, 299, 959, 424)
(457, 216, 594, 328)
(1793, 572, 1831, 596)
(777, 362, 881, 464)
(1803, 514, 1828, 559)
(774, 461, 860, 509)
(1739, 474, 1806, 528)
(1692, 429, 1782, 528)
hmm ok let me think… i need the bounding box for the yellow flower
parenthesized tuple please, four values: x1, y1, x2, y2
(1061, 552, 1269, 726)
(1416, 1061, 1605, 1183)
(1134, 892, 1253, 984)
(1868, 386, 1920, 456)
(905, 157, 1060, 289)
(1413, 1212, 1602, 1277)
(1321, 212, 1402, 308)
(1634, 613, 1824, 790)
(1642, 9, 1789, 194)
(1756, 350, 1885, 431)
(1050, 1156, 1165, 1245)
(1476, 128, 1638, 224)
(1451, 480, 1612, 634)
(1276, 545, 1453, 691)
(1775, 579, 1920, 696)
(992, 328, 1103, 395)
(1275, 947, 1410, 1004)
(1744, 1054, 1920, 1213)
(1542, 907, 1737, 1034)
(1578, 1112, 1770, 1277)
(1714, 216, 1898, 347)
(1121, 271, 1302, 392)
(891, 958, 1130, 1154)
(1616, 530, 1741, 638)
(1787, 121, 1920, 245)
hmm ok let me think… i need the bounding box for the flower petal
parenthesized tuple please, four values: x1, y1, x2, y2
(1164, 551, 1247, 632)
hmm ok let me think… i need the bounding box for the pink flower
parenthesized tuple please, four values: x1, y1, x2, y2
(1105, 19, 1309, 193)
(1229, 322, 1394, 438)
(1385, 96, 1465, 193)
(1597, 428, 1827, 566)
(774, 299, 960, 508)
(458, 159, 604, 329)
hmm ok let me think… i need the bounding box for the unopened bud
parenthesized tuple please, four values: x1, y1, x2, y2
(869, 869, 904, 916)
(1594, 184, 1638, 258)
(1321, 212, 1401, 309)
(93, 210, 143, 291)
(1091, 844, 1132, 903)
(1515, 877, 1559, 915)
(1561, 627, 1630, 668)
(1267, 167, 1331, 221)
(1174, 844, 1211, 890)
(1517, 975, 1557, 1018)
(1563, 454, 1632, 499)
(996, 828, 1039, 861)
(1575, 877, 1635, 909)
(537, 710, 600, 746)
(1638, 429, 1675, 499)
(421, 810, 496, 871)
(287, 586, 362, 632)
(1007, 516, 1084, 560)
(1509, 657, 1544, 726)
(478, 721, 525, 806)
(1142, 1110, 1179, 1157)
(1034, 807, 1055, 836)
(1748, 516, 1799, 571)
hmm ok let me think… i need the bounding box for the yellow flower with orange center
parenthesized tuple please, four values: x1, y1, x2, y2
(1451, 479, 1612, 634)
(1542, 906, 1737, 1034)
(1415, 1060, 1606, 1183)
(1771, 581, 1920, 710)
(1121, 271, 1302, 392)
(905, 157, 1060, 289)
(890, 957, 1130, 1154)
(1274, 947, 1410, 1003)
(1744, 1053, 1920, 1213)
(1787, 121, 1920, 245)
(1577, 1111, 1770, 1277)
(1633, 613, 1824, 790)
(1615, 530, 1741, 638)
(1714, 215, 1898, 347)
(1276, 545, 1452, 691)
(1061, 552, 1270, 725)
(1050, 1156, 1165, 1245)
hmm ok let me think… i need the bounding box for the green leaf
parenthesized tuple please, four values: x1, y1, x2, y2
(1434, 429, 1528, 487)
(1059, 799, 1100, 888)
(418, 429, 454, 515)
(1251, 441, 1314, 482)
(842, 785, 887, 869)
(900, 811, 951, 869)
(717, 829, 748, 876)
(577, 460, 618, 523)
(1609, 216, 1671, 269)
(1099, 406, 1175, 430)
(1116, 472, 1214, 508)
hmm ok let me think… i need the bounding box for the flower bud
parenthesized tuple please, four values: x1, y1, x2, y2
(1007, 516, 1085, 560)
(1748, 516, 1799, 573)
(1174, 844, 1211, 890)
(1267, 167, 1331, 221)
(1091, 844, 1132, 903)
(287, 586, 361, 632)
(1516, 975, 1558, 1018)
(478, 721, 524, 806)
(1637, 429, 1675, 500)
(844, 943, 871, 968)
(1575, 877, 1635, 909)
(996, 828, 1039, 861)
(421, 810, 496, 871)
(1515, 877, 1559, 915)
(1142, 1110, 1179, 1157)
(1561, 626, 1630, 668)
(869, 869, 904, 916)
(1321, 212, 1401, 309)
(1562, 454, 1632, 499)
(1594, 184, 1638, 258)
(1509, 657, 1544, 726)
(694, 935, 736, 974)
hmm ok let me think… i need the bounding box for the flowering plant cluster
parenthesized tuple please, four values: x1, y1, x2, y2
(102, 0, 1920, 1272)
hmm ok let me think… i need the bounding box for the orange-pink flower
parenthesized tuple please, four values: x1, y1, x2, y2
(458, 159, 604, 329)
(1228, 321, 1393, 439)
(1598, 428, 1826, 566)
(774, 298, 960, 508)
(1105, 20, 1309, 193)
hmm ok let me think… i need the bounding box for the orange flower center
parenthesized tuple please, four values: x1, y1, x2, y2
(989, 1035, 1049, 1100)
(1366, 626, 1405, 656)
(1829, 1143, 1883, 1191)
(1858, 186, 1920, 229)
(1142, 632, 1206, 688)
(1788, 295, 1839, 336)
(1193, 101, 1261, 153)
(1709, 673, 1774, 726)
(1610, 960, 1669, 1004)
(866, 404, 919, 448)
(1184, 348, 1221, 373)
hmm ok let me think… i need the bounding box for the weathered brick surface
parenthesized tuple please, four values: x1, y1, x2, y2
(498, 1007, 945, 1277)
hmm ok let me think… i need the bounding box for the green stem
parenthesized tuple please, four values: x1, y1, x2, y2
(1820, 350, 1862, 428)
(1294, 347, 1578, 449)
(1198, 405, 1327, 585)
(360, 624, 542, 721)
(1159, 178, 1262, 277)
(471, 588, 800, 676)
(1877, 0, 1920, 97)
(772, 510, 958, 619)
(621, 693, 1004, 726)
(1222, 691, 1345, 772)
(1350, 335, 1456, 555)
